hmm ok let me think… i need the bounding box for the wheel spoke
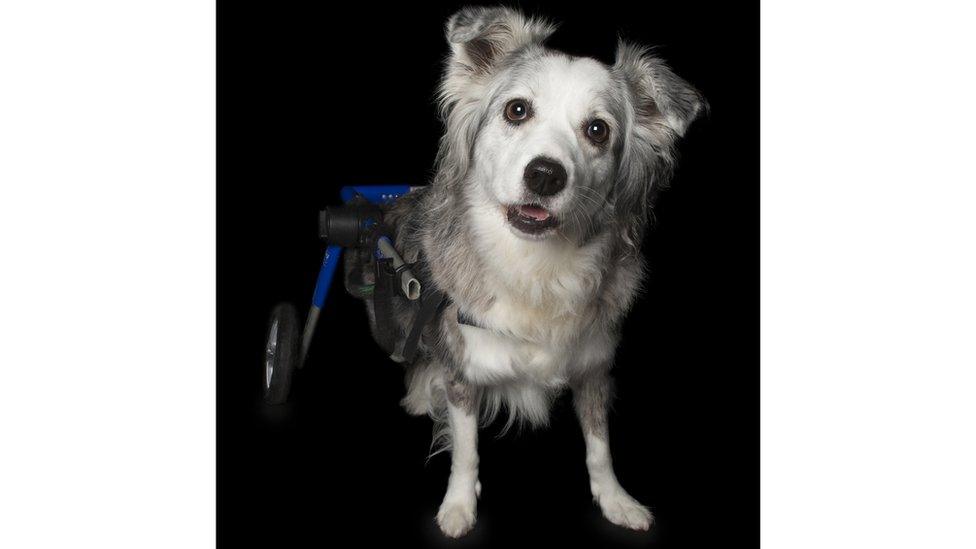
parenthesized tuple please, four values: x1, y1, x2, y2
(265, 318, 279, 388)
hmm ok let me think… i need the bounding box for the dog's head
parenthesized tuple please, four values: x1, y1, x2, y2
(435, 6, 706, 252)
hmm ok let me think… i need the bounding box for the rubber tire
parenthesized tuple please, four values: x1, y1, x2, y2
(263, 303, 300, 405)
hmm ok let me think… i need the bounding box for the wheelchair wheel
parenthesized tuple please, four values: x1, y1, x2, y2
(263, 303, 299, 405)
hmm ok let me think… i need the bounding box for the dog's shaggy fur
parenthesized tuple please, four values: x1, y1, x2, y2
(350, 6, 705, 537)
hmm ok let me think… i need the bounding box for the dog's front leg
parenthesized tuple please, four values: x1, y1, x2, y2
(573, 372, 653, 531)
(436, 376, 480, 538)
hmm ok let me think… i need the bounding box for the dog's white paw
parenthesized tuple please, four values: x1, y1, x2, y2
(596, 489, 653, 531)
(437, 499, 477, 538)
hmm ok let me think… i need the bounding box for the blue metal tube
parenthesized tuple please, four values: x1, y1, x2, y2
(312, 245, 343, 309)
(340, 185, 413, 205)
(301, 245, 343, 367)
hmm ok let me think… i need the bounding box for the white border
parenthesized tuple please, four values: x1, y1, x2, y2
(0, 1, 215, 547)
(2, 1, 976, 546)
(762, 1, 976, 547)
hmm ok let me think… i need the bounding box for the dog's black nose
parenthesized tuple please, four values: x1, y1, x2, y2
(523, 157, 567, 197)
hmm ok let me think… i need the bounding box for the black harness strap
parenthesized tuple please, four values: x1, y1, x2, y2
(394, 287, 446, 363)
(371, 257, 397, 355)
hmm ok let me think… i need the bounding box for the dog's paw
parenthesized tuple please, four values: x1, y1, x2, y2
(596, 490, 654, 531)
(437, 499, 477, 538)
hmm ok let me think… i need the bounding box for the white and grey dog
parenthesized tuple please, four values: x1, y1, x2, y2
(351, 6, 705, 538)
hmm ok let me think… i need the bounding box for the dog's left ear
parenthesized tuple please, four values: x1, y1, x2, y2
(613, 41, 707, 138)
(611, 42, 707, 255)
(445, 7, 555, 77)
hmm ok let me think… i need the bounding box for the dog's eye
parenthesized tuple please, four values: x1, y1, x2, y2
(586, 119, 609, 144)
(504, 100, 530, 123)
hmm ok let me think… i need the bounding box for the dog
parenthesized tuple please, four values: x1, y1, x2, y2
(349, 6, 706, 538)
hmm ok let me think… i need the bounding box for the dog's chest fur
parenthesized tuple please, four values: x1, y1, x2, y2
(454, 227, 617, 388)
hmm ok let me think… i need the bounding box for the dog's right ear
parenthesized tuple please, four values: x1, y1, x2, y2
(445, 7, 555, 77)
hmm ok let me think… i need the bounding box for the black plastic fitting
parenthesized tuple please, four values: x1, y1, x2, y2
(318, 204, 382, 248)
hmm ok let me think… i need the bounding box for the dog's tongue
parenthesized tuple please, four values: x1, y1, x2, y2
(518, 204, 551, 221)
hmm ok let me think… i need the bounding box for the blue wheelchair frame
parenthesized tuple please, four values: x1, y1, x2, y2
(298, 185, 415, 366)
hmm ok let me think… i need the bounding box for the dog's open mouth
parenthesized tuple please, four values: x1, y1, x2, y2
(506, 203, 559, 235)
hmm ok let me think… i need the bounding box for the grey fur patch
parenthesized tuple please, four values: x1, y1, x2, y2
(572, 372, 615, 438)
(446, 373, 477, 412)
(445, 6, 555, 75)
(613, 41, 708, 138)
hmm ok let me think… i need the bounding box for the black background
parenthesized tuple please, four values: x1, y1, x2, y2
(218, 1, 757, 547)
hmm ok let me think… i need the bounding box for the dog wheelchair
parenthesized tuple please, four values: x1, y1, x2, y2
(262, 185, 440, 405)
